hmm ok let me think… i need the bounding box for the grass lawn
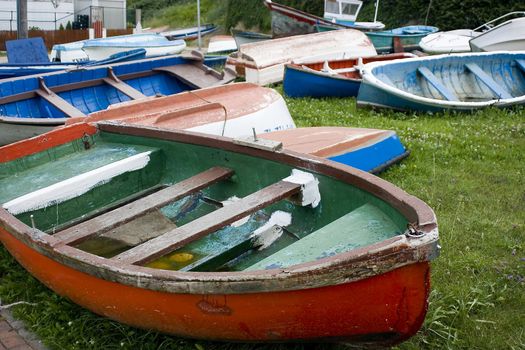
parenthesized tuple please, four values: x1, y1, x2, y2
(0, 91, 523, 349)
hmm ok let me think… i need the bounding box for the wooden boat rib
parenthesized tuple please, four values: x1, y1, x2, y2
(357, 51, 525, 112)
(283, 53, 415, 98)
(0, 55, 236, 145)
(0, 122, 439, 344)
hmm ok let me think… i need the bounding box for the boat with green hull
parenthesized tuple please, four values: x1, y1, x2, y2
(0, 122, 438, 344)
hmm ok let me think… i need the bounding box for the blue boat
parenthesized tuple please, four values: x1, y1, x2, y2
(0, 49, 147, 80)
(283, 53, 414, 98)
(365, 26, 438, 53)
(161, 24, 218, 41)
(357, 52, 525, 113)
(0, 55, 236, 145)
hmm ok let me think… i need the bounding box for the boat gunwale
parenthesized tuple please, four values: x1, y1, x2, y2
(360, 51, 525, 108)
(0, 122, 438, 294)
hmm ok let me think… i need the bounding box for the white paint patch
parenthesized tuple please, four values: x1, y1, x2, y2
(251, 210, 292, 250)
(3, 151, 152, 215)
(222, 196, 251, 227)
(283, 169, 321, 208)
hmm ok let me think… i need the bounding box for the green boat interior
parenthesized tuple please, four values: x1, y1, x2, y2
(0, 129, 409, 272)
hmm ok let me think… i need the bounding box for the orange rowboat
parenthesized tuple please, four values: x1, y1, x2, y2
(0, 122, 438, 345)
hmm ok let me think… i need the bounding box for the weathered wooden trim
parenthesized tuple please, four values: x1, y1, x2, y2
(102, 67, 147, 100)
(0, 90, 37, 105)
(113, 180, 301, 265)
(154, 63, 222, 89)
(53, 166, 234, 246)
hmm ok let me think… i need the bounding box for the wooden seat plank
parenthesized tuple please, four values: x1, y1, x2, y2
(103, 68, 147, 100)
(154, 63, 226, 89)
(417, 67, 459, 101)
(465, 63, 513, 99)
(53, 166, 234, 246)
(112, 180, 301, 265)
(36, 78, 86, 118)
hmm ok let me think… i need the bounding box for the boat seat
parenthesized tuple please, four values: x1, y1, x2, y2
(465, 63, 512, 99)
(417, 67, 459, 101)
(154, 63, 233, 89)
(245, 203, 400, 271)
(35, 78, 86, 118)
(102, 67, 147, 100)
(53, 166, 234, 246)
(515, 59, 525, 74)
(112, 180, 302, 265)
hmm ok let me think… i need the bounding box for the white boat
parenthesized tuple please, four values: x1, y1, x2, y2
(207, 35, 238, 54)
(50, 40, 88, 63)
(323, 0, 385, 31)
(72, 83, 296, 137)
(420, 12, 525, 54)
(227, 29, 377, 85)
(82, 34, 186, 61)
(470, 16, 525, 52)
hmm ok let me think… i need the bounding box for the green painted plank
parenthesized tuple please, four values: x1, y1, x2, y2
(245, 203, 401, 271)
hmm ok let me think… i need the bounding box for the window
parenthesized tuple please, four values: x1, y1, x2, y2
(325, 0, 339, 14)
(341, 3, 360, 16)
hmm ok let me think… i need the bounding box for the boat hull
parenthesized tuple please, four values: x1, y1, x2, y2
(0, 227, 430, 343)
(82, 43, 185, 61)
(419, 30, 478, 54)
(0, 119, 61, 146)
(470, 17, 525, 52)
(365, 26, 439, 53)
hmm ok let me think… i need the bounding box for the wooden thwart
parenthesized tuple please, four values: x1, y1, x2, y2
(36, 78, 86, 118)
(417, 67, 458, 101)
(154, 63, 226, 89)
(465, 63, 512, 99)
(53, 167, 234, 246)
(113, 180, 302, 265)
(102, 68, 147, 100)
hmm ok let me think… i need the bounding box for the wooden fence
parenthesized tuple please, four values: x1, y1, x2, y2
(0, 29, 133, 51)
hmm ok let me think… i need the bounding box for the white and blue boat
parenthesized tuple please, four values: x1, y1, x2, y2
(82, 34, 186, 61)
(365, 26, 438, 53)
(161, 24, 218, 41)
(357, 52, 525, 112)
(0, 49, 146, 80)
(0, 54, 235, 145)
(283, 53, 414, 98)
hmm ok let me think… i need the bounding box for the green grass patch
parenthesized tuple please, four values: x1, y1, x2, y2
(0, 91, 524, 349)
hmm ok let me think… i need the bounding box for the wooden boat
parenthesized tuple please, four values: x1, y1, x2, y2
(263, 0, 384, 39)
(261, 126, 409, 173)
(283, 53, 415, 98)
(0, 121, 438, 344)
(68, 83, 296, 137)
(230, 29, 272, 47)
(227, 29, 377, 85)
(69, 83, 407, 172)
(207, 35, 238, 54)
(82, 34, 186, 61)
(365, 26, 439, 53)
(469, 17, 525, 52)
(161, 24, 218, 41)
(0, 49, 147, 80)
(0, 55, 235, 145)
(357, 52, 525, 112)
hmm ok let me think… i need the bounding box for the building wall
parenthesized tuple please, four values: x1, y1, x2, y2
(0, 0, 74, 31)
(0, 0, 126, 31)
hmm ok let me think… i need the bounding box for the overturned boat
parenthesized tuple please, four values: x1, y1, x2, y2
(227, 29, 377, 85)
(0, 121, 438, 345)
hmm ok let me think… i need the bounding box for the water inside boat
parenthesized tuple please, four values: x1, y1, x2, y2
(0, 126, 409, 272)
